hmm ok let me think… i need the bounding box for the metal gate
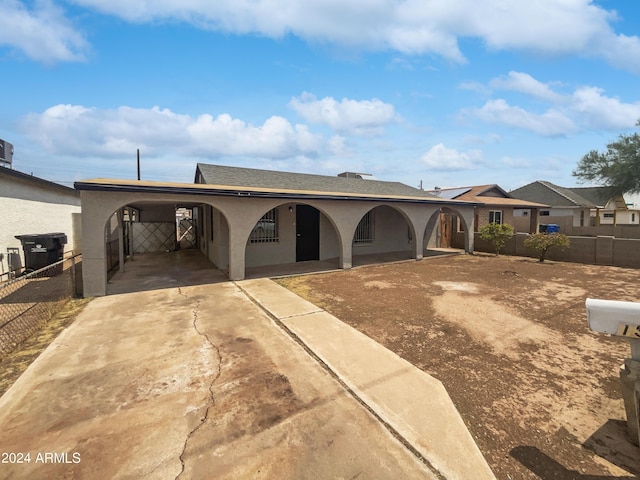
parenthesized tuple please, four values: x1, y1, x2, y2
(178, 218, 196, 249)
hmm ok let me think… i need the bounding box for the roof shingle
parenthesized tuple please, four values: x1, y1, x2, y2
(196, 163, 439, 198)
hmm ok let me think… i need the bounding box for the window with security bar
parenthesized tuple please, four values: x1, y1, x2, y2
(250, 208, 279, 243)
(353, 211, 374, 244)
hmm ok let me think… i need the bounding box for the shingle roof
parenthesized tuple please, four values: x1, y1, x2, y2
(510, 181, 602, 208)
(196, 163, 439, 199)
(428, 184, 547, 208)
(569, 187, 611, 207)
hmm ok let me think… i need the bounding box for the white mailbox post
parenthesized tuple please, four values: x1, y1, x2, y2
(586, 298, 640, 446)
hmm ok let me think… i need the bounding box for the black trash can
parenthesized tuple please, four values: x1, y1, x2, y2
(15, 233, 67, 274)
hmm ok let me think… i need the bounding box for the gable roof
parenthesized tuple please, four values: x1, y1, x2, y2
(428, 184, 547, 208)
(195, 163, 441, 199)
(510, 181, 602, 208)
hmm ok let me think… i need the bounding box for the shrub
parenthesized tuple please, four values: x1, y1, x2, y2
(524, 233, 570, 262)
(478, 223, 514, 256)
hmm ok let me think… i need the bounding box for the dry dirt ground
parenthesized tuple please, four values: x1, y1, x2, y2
(0, 298, 90, 398)
(277, 253, 640, 480)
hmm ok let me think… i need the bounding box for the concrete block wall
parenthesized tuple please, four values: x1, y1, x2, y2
(456, 231, 640, 269)
(612, 238, 640, 268)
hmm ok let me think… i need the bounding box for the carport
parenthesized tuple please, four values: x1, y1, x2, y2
(75, 165, 477, 297)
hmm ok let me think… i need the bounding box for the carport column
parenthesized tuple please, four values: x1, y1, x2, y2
(80, 192, 108, 297)
(227, 226, 246, 281)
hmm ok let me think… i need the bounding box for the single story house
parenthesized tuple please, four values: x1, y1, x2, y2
(510, 181, 640, 229)
(0, 166, 81, 277)
(75, 163, 478, 297)
(427, 184, 547, 239)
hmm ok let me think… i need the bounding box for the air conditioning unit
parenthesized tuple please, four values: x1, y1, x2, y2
(0, 139, 14, 166)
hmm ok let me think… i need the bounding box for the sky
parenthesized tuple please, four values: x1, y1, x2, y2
(1, 0, 640, 192)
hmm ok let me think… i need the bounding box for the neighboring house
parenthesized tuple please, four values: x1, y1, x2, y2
(427, 184, 547, 243)
(572, 187, 640, 226)
(0, 166, 81, 276)
(510, 181, 640, 229)
(75, 163, 478, 297)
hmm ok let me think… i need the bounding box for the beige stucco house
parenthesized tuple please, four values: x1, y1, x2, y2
(75, 164, 478, 297)
(0, 166, 81, 277)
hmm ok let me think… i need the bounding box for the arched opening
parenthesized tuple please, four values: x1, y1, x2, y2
(424, 207, 471, 256)
(103, 200, 228, 295)
(243, 202, 341, 278)
(352, 205, 414, 267)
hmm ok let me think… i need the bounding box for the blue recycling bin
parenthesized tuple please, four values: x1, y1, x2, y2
(546, 224, 559, 233)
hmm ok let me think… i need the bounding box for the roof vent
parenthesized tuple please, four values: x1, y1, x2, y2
(338, 172, 371, 179)
(434, 186, 441, 193)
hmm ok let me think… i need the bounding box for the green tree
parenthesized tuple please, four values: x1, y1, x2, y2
(573, 122, 640, 196)
(524, 233, 570, 263)
(478, 223, 514, 256)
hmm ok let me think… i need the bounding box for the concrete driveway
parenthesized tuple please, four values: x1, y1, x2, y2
(0, 251, 440, 479)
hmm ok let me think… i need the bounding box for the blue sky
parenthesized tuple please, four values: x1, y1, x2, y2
(1, 0, 640, 191)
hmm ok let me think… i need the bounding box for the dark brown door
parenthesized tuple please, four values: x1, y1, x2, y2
(296, 205, 320, 262)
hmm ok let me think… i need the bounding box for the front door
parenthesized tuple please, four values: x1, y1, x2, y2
(296, 205, 320, 262)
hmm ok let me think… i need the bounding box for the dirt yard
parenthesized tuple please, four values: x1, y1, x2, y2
(277, 253, 640, 480)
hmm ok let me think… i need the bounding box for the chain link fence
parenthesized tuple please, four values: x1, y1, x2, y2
(0, 255, 82, 359)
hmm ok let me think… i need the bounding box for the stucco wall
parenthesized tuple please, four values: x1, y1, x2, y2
(0, 175, 81, 274)
(79, 188, 474, 296)
(319, 213, 340, 260)
(245, 204, 297, 268)
(139, 204, 176, 222)
(352, 205, 412, 256)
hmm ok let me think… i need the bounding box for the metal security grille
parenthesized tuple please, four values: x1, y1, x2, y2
(132, 222, 176, 253)
(250, 208, 279, 243)
(178, 218, 196, 249)
(354, 211, 374, 244)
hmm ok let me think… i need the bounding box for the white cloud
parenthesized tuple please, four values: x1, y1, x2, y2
(0, 0, 88, 63)
(570, 87, 640, 130)
(326, 135, 353, 156)
(61, 0, 640, 72)
(468, 72, 640, 133)
(458, 81, 491, 96)
(420, 143, 481, 171)
(289, 92, 396, 135)
(21, 104, 323, 159)
(469, 99, 577, 137)
(489, 72, 565, 103)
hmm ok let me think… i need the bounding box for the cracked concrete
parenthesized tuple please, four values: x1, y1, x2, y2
(176, 290, 221, 480)
(0, 251, 440, 479)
